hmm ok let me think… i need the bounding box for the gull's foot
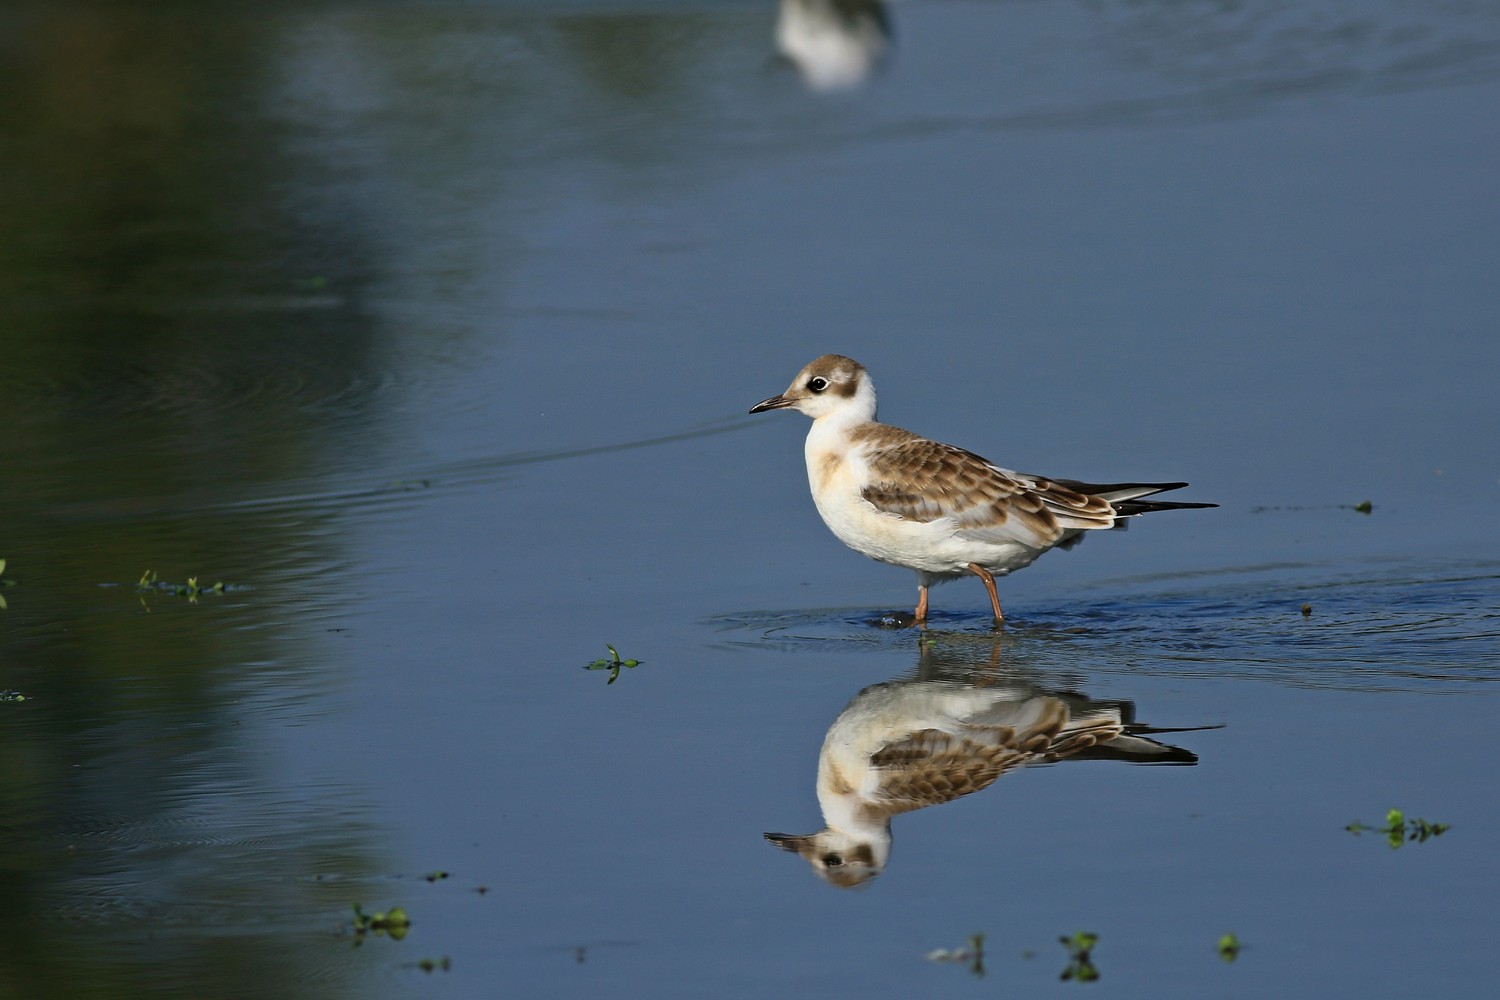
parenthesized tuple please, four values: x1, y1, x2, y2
(871, 610, 919, 629)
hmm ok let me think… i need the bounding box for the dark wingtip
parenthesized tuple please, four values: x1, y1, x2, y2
(1115, 500, 1219, 516)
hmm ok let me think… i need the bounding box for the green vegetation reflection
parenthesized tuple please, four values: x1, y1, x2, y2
(1059, 931, 1100, 982)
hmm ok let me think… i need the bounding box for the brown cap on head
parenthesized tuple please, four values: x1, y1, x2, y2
(799, 355, 864, 398)
(750, 355, 868, 414)
(764, 831, 882, 888)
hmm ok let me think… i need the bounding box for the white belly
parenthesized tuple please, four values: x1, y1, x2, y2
(805, 442, 1043, 578)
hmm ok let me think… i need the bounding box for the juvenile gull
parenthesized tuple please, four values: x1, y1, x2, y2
(750, 354, 1215, 625)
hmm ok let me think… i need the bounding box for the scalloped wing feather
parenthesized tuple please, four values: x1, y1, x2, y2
(852, 426, 1116, 548)
(868, 730, 1027, 813)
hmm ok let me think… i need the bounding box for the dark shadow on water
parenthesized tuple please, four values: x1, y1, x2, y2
(0, 12, 399, 996)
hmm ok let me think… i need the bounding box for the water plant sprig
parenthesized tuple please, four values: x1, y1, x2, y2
(1217, 933, 1241, 962)
(349, 903, 410, 944)
(1059, 931, 1099, 982)
(1346, 808, 1449, 848)
(135, 570, 228, 608)
(584, 644, 640, 684)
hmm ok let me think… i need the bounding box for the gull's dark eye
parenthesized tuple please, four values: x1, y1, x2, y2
(822, 854, 844, 867)
(808, 376, 829, 393)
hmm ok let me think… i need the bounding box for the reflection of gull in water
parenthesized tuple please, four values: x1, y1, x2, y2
(775, 0, 892, 91)
(766, 654, 1200, 887)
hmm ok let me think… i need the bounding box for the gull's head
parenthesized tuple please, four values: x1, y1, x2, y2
(763, 828, 886, 888)
(749, 354, 876, 422)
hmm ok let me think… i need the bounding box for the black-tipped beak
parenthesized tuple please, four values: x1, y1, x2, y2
(764, 832, 810, 852)
(749, 394, 792, 414)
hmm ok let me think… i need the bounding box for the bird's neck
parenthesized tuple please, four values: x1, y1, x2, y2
(805, 385, 878, 450)
(819, 795, 892, 837)
(805, 412, 872, 454)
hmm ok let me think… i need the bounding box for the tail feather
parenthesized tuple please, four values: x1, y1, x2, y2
(1113, 498, 1220, 516)
(1066, 734, 1200, 765)
(1053, 479, 1217, 517)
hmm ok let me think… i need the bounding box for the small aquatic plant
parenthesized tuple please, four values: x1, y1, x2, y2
(923, 933, 985, 977)
(0, 558, 13, 609)
(134, 570, 228, 608)
(1059, 931, 1099, 982)
(585, 644, 640, 684)
(1, 690, 28, 703)
(1346, 808, 1449, 848)
(349, 903, 410, 944)
(1217, 933, 1241, 962)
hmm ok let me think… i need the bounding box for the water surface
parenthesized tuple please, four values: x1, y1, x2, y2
(2, 0, 1498, 996)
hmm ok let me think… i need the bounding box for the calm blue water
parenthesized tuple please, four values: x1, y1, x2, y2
(2, 1, 1497, 996)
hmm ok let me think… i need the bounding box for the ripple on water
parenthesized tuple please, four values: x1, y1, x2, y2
(10, 352, 401, 426)
(23, 793, 382, 933)
(711, 561, 1500, 693)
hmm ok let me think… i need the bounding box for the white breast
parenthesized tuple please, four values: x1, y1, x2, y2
(803, 424, 1042, 577)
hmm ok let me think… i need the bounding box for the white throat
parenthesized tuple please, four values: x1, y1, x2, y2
(806, 375, 878, 449)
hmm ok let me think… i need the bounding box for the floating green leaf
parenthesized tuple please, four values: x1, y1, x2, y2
(349, 902, 412, 945)
(584, 644, 641, 684)
(1217, 933, 1240, 963)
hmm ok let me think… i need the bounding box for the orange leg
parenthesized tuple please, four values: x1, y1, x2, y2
(913, 584, 929, 625)
(967, 563, 1004, 626)
(970, 637, 1005, 687)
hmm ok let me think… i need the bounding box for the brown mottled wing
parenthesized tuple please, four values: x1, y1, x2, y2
(854, 426, 1116, 548)
(1038, 715, 1128, 761)
(868, 705, 1130, 814)
(867, 729, 1030, 814)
